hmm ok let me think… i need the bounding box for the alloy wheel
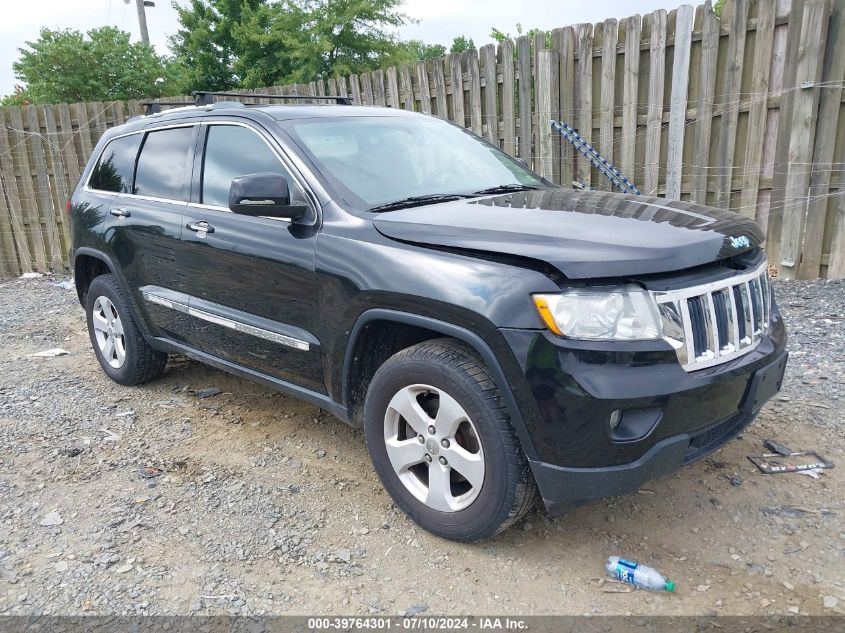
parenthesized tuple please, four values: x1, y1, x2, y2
(383, 384, 485, 512)
(92, 295, 126, 369)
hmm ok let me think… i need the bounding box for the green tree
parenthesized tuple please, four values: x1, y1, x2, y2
(449, 35, 474, 53)
(9, 26, 180, 104)
(170, 0, 414, 89)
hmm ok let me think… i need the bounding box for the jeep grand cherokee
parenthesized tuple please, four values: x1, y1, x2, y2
(69, 98, 787, 541)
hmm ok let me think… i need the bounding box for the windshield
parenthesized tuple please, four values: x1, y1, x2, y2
(286, 115, 547, 210)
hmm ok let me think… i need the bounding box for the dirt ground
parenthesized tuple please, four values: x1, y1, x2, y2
(0, 275, 842, 617)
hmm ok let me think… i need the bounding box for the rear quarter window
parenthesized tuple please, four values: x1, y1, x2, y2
(88, 135, 140, 193)
(133, 126, 195, 201)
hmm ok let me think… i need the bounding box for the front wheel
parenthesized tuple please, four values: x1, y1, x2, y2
(364, 339, 537, 541)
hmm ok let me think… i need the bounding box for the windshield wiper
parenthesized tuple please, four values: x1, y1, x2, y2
(369, 194, 474, 213)
(471, 184, 541, 195)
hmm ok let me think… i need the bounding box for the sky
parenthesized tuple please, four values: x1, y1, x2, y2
(0, 0, 687, 96)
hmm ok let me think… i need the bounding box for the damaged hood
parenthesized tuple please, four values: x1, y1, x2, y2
(372, 188, 765, 279)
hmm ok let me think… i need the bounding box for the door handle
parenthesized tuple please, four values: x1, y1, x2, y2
(110, 207, 131, 218)
(186, 221, 215, 234)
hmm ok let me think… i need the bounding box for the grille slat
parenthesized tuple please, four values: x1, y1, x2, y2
(654, 262, 771, 372)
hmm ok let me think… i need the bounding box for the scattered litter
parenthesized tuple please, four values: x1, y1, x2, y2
(784, 541, 810, 555)
(764, 439, 795, 456)
(138, 466, 164, 479)
(115, 559, 135, 574)
(114, 410, 135, 418)
(100, 428, 121, 442)
(193, 387, 221, 399)
(51, 280, 74, 290)
(19, 272, 43, 279)
(403, 604, 428, 618)
(728, 475, 743, 487)
(748, 439, 833, 474)
(29, 348, 69, 358)
(40, 511, 63, 527)
(606, 556, 675, 592)
(798, 468, 823, 479)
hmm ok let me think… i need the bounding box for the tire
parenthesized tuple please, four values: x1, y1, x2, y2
(85, 274, 167, 386)
(364, 339, 537, 541)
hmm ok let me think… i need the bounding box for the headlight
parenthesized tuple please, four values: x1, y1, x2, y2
(533, 286, 663, 341)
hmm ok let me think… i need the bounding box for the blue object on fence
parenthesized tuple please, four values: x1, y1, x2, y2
(550, 120, 641, 195)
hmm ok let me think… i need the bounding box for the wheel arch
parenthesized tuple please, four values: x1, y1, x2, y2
(72, 247, 152, 336)
(341, 308, 539, 461)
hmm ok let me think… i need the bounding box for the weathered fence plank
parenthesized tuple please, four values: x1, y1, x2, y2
(643, 9, 667, 197)
(798, 0, 842, 279)
(574, 23, 593, 187)
(691, 2, 719, 203)
(480, 44, 498, 144)
(738, 0, 776, 217)
(499, 41, 516, 158)
(447, 54, 465, 125)
(537, 50, 560, 182)
(516, 36, 532, 162)
(598, 19, 618, 168)
(620, 15, 641, 181)
(778, 0, 830, 279)
(665, 5, 695, 200)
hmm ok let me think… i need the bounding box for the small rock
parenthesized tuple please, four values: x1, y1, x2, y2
(788, 606, 800, 615)
(194, 387, 221, 399)
(522, 522, 533, 531)
(404, 604, 428, 618)
(54, 561, 68, 573)
(335, 548, 351, 563)
(178, 526, 190, 536)
(40, 511, 63, 526)
(60, 447, 83, 457)
(823, 596, 839, 609)
(697, 584, 710, 592)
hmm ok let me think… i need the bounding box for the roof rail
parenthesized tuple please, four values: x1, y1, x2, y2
(192, 91, 353, 106)
(141, 101, 195, 115)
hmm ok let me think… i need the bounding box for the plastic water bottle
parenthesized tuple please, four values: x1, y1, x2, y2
(606, 556, 675, 592)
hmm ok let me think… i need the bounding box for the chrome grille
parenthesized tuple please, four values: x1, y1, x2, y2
(654, 262, 772, 371)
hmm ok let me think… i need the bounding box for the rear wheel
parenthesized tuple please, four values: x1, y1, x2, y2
(85, 274, 167, 385)
(364, 339, 537, 541)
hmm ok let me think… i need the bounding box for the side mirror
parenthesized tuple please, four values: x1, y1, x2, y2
(228, 172, 309, 221)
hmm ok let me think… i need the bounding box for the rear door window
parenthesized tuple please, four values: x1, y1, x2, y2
(88, 135, 140, 193)
(133, 126, 195, 201)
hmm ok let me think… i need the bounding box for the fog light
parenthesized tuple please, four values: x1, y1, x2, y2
(609, 410, 622, 430)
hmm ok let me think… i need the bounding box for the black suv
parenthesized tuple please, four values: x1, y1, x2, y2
(70, 97, 787, 541)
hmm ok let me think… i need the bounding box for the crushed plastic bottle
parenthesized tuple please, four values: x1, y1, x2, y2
(606, 556, 675, 592)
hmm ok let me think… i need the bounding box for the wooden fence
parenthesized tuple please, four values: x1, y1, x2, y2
(0, 0, 843, 279)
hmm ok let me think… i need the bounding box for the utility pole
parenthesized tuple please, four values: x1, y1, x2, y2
(129, 0, 153, 45)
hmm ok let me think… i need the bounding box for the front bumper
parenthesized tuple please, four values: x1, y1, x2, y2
(494, 302, 787, 514)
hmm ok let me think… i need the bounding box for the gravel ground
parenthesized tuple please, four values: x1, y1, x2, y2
(0, 274, 843, 616)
